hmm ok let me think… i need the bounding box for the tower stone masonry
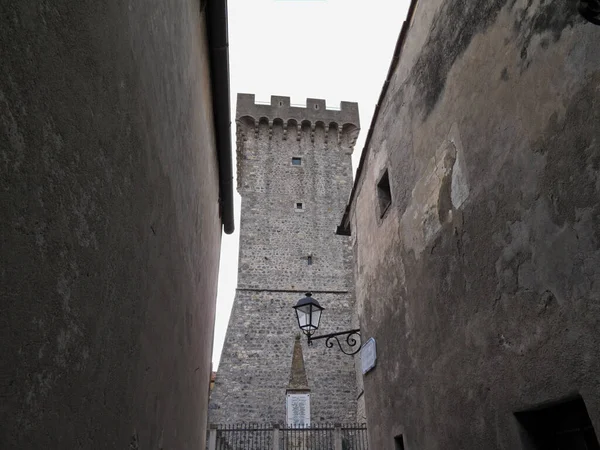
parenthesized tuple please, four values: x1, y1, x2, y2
(209, 94, 361, 424)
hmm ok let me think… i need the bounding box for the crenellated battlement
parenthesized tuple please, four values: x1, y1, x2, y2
(236, 93, 360, 148)
(237, 93, 359, 125)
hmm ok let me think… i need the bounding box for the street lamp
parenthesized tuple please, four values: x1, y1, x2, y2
(293, 292, 324, 337)
(293, 292, 361, 356)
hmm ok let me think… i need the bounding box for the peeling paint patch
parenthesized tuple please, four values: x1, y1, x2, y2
(400, 125, 469, 258)
(449, 124, 469, 209)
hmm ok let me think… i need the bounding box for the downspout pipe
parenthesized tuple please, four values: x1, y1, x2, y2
(206, 0, 235, 234)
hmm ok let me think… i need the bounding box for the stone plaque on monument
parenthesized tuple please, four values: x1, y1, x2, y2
(286, 393, 310, 427)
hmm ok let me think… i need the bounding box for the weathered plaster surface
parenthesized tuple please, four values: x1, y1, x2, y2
(350, 0, 600, 448)
(1, 1, 221, 448)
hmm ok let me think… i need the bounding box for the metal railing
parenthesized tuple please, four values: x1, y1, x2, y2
(207, 423, 368, 450)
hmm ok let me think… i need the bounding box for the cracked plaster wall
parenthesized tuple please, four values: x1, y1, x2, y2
(1, 1, 221, 448)
(349, 0, 600, 448)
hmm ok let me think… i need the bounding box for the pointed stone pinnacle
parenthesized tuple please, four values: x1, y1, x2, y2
(287, 335, 310, 392)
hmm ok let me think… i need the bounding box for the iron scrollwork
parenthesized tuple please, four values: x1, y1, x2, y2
(308, 329, 362, 356)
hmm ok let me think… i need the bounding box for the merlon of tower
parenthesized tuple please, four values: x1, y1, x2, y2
(235, 93, 360, 147)
(237, 93, 359, 126)
(287, 335, 310, 393)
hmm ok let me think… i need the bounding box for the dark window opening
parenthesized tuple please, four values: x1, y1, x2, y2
(394, 435, 405, 450)
(296, 202, 303, 210)
(292, 157, 302, 166)
(516, 396, 600, 450)
(307, 255, 313, 265)
(377, 169, 392, 218)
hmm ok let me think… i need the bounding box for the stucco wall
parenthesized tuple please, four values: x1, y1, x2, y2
(209, 97, 359, 424)
(1, 1, 221, 448)
(349, 0, 600, 448)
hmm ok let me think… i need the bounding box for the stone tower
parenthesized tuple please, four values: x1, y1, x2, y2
(209, 94, 360, 424)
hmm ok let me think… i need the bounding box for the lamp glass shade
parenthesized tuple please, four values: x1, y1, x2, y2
(297, 305, 310, 328)
(293, 293, 324, 336)
(311, 308, 322, 330)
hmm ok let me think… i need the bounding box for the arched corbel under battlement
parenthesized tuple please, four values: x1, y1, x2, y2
(313, 121, 326, 144)
(341, 123, 360, 154)
(256, 117, 269, 139)
(285, 119, 298, 141)
(272, 118, 284, 140)
(328, 122, 339, 146)
(236, 115, 255, 142)
(235, 93, 360, 147)
(300, 120, 311, 142)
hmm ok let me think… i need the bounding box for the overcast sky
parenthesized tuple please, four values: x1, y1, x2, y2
(213, 0, 411, 368)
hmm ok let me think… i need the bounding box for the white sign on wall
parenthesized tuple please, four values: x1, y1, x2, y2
(286, 393, 311, 427)
(361, 337, 377, 374)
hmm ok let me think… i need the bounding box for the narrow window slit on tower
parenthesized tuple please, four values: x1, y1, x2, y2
(296, 202, 303, 210)
(292, 157, 302, 166)
(377, 169, 392, 218)
(307, 255, 313, 265)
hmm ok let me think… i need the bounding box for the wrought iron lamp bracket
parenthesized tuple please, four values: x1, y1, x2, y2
(307, 329, 362, 356)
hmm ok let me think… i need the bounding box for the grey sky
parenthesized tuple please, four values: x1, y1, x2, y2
(213, 0, 411, 368)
